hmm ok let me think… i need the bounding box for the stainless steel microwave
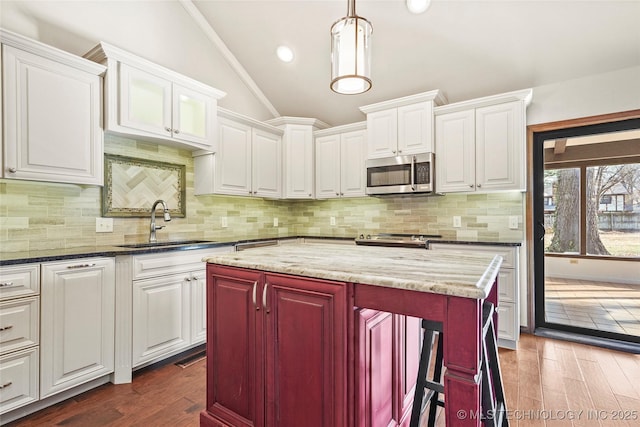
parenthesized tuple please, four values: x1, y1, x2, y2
(366, 153, 434, 195)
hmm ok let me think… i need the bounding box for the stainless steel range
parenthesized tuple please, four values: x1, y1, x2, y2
(354, 233, 442, 248)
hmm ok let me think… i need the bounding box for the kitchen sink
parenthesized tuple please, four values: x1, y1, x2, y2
(115, 240, 215, 248)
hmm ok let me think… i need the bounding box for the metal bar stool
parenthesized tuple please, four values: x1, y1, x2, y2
(409, 301, 509, 427)
(409, 319, 444, 427)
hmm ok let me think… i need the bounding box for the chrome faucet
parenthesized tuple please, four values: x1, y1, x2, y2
(149, 200, 171, 243)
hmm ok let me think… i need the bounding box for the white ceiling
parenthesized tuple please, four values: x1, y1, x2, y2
(190, 0, 640, 126)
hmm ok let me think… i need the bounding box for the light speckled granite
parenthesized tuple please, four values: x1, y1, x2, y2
(203, 243, 503, 299)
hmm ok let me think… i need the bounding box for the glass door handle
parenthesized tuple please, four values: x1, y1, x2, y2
(537, 221, 546, 241)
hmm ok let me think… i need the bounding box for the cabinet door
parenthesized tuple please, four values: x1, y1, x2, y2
(40, 258, 115, 398)
(435, 110, 475, 193)
(264, 274, 347, 427)
(396, 315, 421, 425)
(367, 109, 398, 159)
(356, 309, 397, 427)
(173, 83, 215, 149)
(252, 128, 282, 198)
(191, 271, 207, 345)
(284, 125, 314, 199)
(132, 273, 190, 367)
(340, 130, 366, 197)
(475, 101, 525, 191)
(119, 63, 172, 139)
(215, 117, 253, 196)
(2, 46, 103, 185)
(0, 347, 39, 415)
(315, 134, 341, 199)
(207, 265, 263, 427)
(398, 102, 433, 155)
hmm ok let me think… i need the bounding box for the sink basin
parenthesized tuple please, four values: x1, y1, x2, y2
(116, 240, 215, 249)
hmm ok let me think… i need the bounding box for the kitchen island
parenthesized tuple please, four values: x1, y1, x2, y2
(201, 243, 503, 427)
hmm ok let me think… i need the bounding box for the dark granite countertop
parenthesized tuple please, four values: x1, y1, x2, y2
(0, 236, 354, 266)
(0, 235, 521, 266)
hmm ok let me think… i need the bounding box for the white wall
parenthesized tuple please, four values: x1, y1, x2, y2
(527, 66, 640, 125)
(0, 0, 274, 121)
(545, 256, 640, 285)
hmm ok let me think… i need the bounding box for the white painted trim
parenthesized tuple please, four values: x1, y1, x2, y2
(434, 88, 533, 115)
(218, 107, 284, 135)
(313, 121, 367, 136)
(359, 89, 447, 114)
(1, 28, 106, 75)
(265, 116, 330, 130)
(178, 0, 279, 118)
(544, 256, 640, 285)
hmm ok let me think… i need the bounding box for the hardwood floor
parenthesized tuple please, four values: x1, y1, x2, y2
(6, 334, 640, 427)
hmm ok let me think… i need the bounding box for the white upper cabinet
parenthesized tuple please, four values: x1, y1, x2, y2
(194, 109, 283, 198)
(84, 42, 225, 151)
(435, 89, 532, 193)
(360, 90, 446, 159)
(1, 30, 105, 185)
(265, 117, 330, 199)
(315, 123, 367, 199)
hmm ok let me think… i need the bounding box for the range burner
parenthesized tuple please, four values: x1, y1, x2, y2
(354, 233, 442, 248)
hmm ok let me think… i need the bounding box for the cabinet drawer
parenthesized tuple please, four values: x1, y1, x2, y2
(429, 244, 517, 268)
(0, 297, 39, 354)
(496, 302, 516, 342)
(132, 247, 231, 280)
(497, 269, 515, 303)
(0, 264, 39, 301)
(0, 347, 39, 415)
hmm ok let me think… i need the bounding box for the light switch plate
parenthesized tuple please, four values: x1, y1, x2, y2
(273, 217, 278, 227)
(509, 216, 519, 229)
(330, 216, 336, 226)
(453, 216, 461, 228)
(221, 217, 228, 228)
(96, 217, 113, 233)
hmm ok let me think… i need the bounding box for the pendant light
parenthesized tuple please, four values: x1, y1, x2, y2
(330, 0, 372, 95)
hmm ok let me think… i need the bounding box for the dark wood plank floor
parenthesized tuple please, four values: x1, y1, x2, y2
(6, 334, 640, 426)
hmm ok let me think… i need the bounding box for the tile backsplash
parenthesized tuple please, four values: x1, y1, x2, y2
(0, 134, 524, 252)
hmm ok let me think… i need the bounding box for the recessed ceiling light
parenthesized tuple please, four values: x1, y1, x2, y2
(406, 0, 431, 14)
(276, 46, 294, 63)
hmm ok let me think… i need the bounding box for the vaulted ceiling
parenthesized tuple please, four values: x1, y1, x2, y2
(188, 1, 640, 126)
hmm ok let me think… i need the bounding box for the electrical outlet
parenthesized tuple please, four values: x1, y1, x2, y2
(95, 217, 113, 233)
(509, 216, 519, 230)
(453, 216, 461, 228)
(330, 216, 336, 226)
(273, 217, 278, 227)
(221, 217, 228, 228)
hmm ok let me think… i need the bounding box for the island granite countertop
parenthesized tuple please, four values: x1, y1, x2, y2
(203, 242, 503, 299)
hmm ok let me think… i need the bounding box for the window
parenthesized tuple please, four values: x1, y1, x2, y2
(544, 163, 640, 258)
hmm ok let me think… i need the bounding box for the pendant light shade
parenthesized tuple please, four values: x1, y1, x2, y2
(330, 0, 372, 95)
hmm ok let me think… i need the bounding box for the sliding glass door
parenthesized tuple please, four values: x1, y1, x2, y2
(533, 118, 640, 346)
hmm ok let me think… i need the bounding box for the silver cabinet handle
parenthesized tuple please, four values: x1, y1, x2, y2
(469, 184, 474, 188)
(308, 193, 312, 197)
(0, 282, 14, 288)
(477, 184, 482, 188)
(7, 167, 17, 173)
(252, 281, 258, 310)
(340, 192, 344, 196)
(0, 325, 13, 331)
(336, 192, 339, 196)
(66, 263, 96, 269)
(263, 282, 269, 313)
(165, 127, 172, 132)
(392, 150, 396, 154)
(174, 129, 180, 134)
(0, 382, 12, 389)
(185, 277, 192, 282)
(410, 155, 416, 191)
(398, 150, 402, 153)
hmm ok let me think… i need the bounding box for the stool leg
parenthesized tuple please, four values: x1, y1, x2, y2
(426, 331, 444, 427)
(410, 328, 435, 427)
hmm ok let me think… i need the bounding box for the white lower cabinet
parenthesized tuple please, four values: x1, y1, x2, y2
(0, 263, 40, 415)
(0, 347, 39, 414)
(428, 243, 521, 348)
(40, 258, 115, 398)
(131, 247, 230, 368)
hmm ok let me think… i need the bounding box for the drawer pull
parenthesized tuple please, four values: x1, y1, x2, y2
(0, 381, 12, 389)
(0, 325, 13, 331)
(66, 263, 96, 269)
(0, 282, 14, 287)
